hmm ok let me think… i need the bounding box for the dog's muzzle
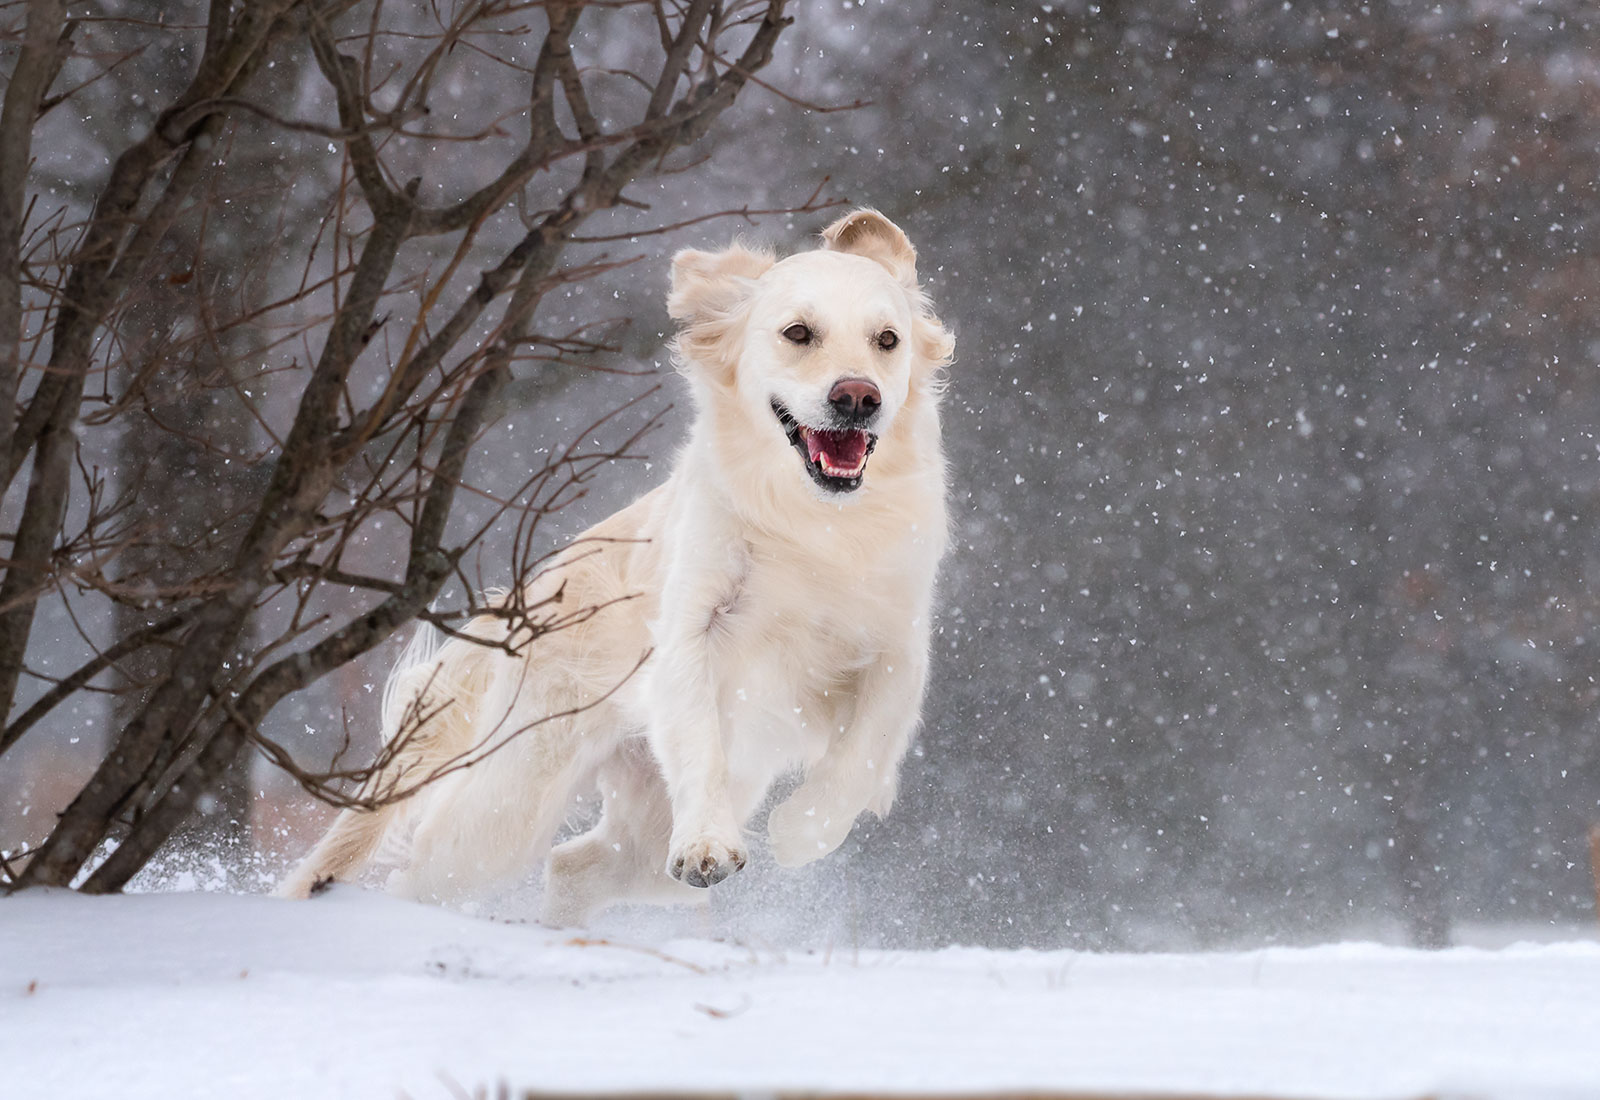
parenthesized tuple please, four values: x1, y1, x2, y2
(770, 399, 878, 494)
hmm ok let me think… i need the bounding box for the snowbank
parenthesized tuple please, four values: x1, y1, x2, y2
(3, 888, 1596, 1099)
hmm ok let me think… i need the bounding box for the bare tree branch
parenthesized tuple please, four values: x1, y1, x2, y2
(2, 0, 809, 894)
(0, 0, 68, 490)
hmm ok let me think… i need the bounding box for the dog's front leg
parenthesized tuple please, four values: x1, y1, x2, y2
(647, 539, 748, 889)
(768, 640, 928, 867)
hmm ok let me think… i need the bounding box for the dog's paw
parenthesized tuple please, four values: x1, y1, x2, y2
(667, 833, 747, 888)
(767, 795, 851, 868)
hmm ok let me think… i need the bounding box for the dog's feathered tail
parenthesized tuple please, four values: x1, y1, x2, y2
(274, 622, 496, 899)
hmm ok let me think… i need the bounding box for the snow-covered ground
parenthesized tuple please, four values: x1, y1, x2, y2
(3, 887, 1597, 1100)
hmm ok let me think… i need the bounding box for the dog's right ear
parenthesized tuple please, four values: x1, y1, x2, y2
(668, 243, 774, 379)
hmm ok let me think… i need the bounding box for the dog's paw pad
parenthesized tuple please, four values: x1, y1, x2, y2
(668, 838, 746, 888)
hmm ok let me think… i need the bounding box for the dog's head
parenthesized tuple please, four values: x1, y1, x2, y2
(669, 209, 953, 499)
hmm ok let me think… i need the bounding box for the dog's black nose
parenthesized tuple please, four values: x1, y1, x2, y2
(829, 378, 881, 421)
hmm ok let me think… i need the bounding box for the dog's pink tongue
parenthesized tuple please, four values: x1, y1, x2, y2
(806, 429, 868, 467)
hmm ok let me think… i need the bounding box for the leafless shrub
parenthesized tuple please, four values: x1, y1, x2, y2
(0, 0, 831, 891)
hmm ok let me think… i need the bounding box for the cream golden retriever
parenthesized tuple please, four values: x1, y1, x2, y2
(278, 209, 954, 924)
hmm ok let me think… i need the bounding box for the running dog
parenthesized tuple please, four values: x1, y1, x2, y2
(278, 209, 954, 924)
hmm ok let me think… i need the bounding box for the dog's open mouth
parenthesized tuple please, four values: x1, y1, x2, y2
(771, 400, 877, 494)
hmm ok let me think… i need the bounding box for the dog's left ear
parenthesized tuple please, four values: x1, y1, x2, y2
(821, 208, 918, 288)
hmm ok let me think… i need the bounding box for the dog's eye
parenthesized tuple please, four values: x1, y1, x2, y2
(782, 323, 812, 345)
(876, 330, 900, 352)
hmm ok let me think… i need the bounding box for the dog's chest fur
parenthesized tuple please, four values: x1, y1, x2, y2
(695, 530, 917, 764)
(715, 552, 874, 666)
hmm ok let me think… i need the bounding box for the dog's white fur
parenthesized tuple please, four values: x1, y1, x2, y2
(277, 210, 954, 924)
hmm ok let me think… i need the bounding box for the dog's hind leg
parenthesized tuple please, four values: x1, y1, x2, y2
(387, 728, 594, 904)
(275, 625, 498, 900)
(274, 800, 403, 899)
(387, 666, 623, 905)
(543, 739, 699, 927)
